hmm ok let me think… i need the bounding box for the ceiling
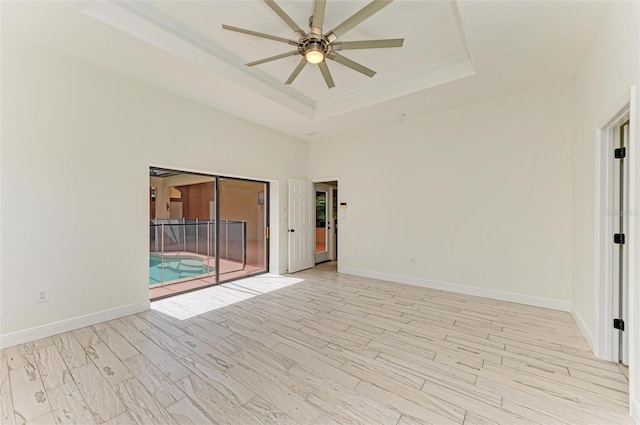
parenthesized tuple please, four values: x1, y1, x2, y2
(3, 1, 609, 140)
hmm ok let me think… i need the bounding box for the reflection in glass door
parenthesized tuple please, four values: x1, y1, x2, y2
(218, 178, 268, 283)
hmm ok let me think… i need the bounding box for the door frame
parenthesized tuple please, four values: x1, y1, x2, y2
(314, 183, 332, 264)
(595, 88, 635, 362)
(313, 178, 339, 262)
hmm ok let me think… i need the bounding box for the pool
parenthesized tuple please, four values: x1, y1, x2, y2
(149, 254, 214, 285)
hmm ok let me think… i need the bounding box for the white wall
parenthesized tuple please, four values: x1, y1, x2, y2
(0, 36, 307, 343)
(571, 1, 639, 421)
(309, 82, 574, 308)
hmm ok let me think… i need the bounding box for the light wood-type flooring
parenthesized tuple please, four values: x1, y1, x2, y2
(0, 262, 633, 424)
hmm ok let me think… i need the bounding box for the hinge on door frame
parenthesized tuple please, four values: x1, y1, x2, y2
(615, 147, 626, 159)
(614, 318, 625, 331)
(265, 226, 270, 239)
(614, 233, 626, 244)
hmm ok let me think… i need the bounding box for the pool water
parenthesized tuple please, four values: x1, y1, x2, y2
(149, 255, 214, 285)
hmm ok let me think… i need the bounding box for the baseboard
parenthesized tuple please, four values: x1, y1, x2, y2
(570, 303, 595, 351)
(0, 301, 150, 349)
(339, 267, 571, 312)
(632, 398, 639, 425)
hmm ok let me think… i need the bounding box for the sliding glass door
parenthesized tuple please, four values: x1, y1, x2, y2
(149, 168, 268, 300)
(218, 178, 268, 283)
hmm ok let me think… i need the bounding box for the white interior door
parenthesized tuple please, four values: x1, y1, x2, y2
(288, 179, 314, 273)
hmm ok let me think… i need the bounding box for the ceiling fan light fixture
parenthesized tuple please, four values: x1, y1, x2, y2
(222, 0, 404, 88)
(305, 47, 325, 64)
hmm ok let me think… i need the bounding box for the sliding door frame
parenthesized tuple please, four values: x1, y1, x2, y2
(149, 167, 270, 300)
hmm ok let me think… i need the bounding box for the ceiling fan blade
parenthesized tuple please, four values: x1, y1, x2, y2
(327, 52, 376, 78)
(325, 0, 393, 41)
(311, 0, 326, 36)
(286, 59, 308, 85)
(318, 61, 335, 89)
(222, 24, 298, 46)
(333, 38, 404, 51)
(247, 50, 300, 67)
(263, 0, 307, 38)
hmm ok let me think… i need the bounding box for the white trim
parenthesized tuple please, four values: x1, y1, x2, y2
(571, 303, 595, 351)
(311, 177, 340, 183)
(628, 86, 638, 422)
(594, 90, 633, 361)
(0, 301, 149, 349)
(340, 267, 570, 312)
(311, 178, 340, 263)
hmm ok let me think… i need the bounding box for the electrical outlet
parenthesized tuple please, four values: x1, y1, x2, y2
(37, 289, 49, 303)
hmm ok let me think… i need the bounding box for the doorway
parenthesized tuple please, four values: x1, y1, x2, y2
(287, 179, 339, 273)
(314, 181, 338, 264)
(595, 96, 633, 366)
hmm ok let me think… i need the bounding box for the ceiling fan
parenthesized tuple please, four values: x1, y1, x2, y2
(222, 0, 404, 89)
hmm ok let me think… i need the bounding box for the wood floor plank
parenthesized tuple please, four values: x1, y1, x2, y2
(180, 353, 256, 405)
(227, 334, 297, 371)
(500, 398, 569, 425)
(71, 328, 100, 349)
(301, 325, 379, 358)
(24, 412, 55, 425)
(287, 364, 401, 425)
(28, 338, 55, 351)
(0, 391, 16, 425)
(140, 313, 188, 338)
(139, 326, 193, 359)
(355, 381, 463, 425)
(96, 327, 139, 361)
(482, 360, 628, 407)
(101, 412, 138, 425)
(110, 319, 191, 383)
(53, 333, 89, 370)
(262, 320, 329, 349)
(69, 363, 125, 423)
(0, 350, 10, 395)
(339, 357, 425, 390)
(122, 354, 185, 408)
(271, 342, 359, 389)
(242, 396, 298, 425)
(475, 375, 591, 424)
(462, 411, 500, 425)
(176, 374, 258, 424)
(8, 364, 50, 423)
(5, 345, 35, 371)
(34, 344, 72, 390)
(47, 382, 96, 425)
(84, 342, 134, 386)
(166, 397, 215, 425)
(113, 378, 179, 425)
(226, 361, 321, 423)
(121, 315, 151, 332)
(175, 333, 236, 371)
(183, 324, 237, 356)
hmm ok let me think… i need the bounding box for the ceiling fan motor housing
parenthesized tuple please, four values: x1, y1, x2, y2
(298, 35, 331, 59)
